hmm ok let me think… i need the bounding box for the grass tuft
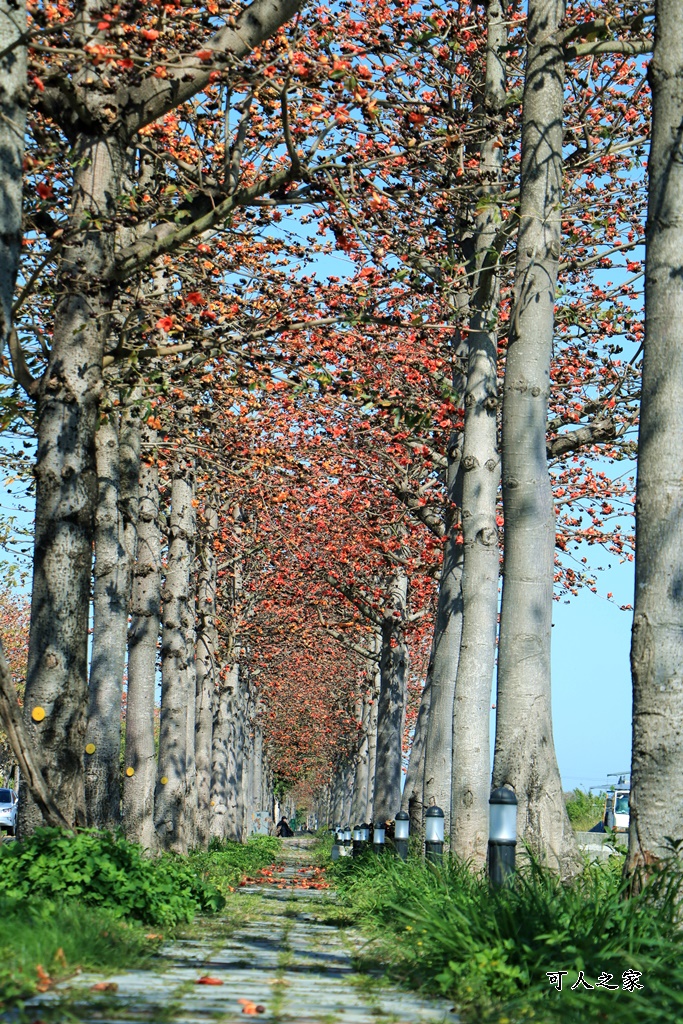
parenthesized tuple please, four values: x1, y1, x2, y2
(327, 845, 683, 1024)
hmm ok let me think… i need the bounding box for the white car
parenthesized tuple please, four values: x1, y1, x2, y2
(0, 788, 18, 836)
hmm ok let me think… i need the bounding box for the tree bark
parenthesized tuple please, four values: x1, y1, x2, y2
(350, 693, 370, 825)
(195, 504, 217, 849)
(627, 0, 683, 877)
(0, 0, 27, 353)
(86, 396, 138, 829)
(124, 428, 161, 849)
(373, 569, 409, 822)
(401, 657, 431, 836)
(183, 549, 198, 849)
(450, 0, 506, 866)
(493, 0, 577, 872)
(423, 452, 464, 831)
(209, 664, 241, 842)
(19, 134, 124, 835)
(155, 459, 196, 852)
(365, 657, 380, 823)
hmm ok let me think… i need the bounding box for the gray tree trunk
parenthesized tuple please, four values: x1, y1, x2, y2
(373, 569, 409, 822)
(19, 135, 124, 835)
(365, 679, 379, 822)
(342, 762, 355, 825)
(350, 694, 370, 825)
(124, 429, 161, 850)
(330, 769, 344, 826)
(209, 666, 240, 842)
(493, 0, 577, 872)
(195, 504, 218, 849)
(86, 396, 138, 829)
(450, 0, 506, 865)
(184, 553, 198, 849)
(627, 0, 683, 877)
(401, 659, 432, 836)
(155, 460, 196, 852)
(423, 453, 464, 831)
(0, 0, 27, 353)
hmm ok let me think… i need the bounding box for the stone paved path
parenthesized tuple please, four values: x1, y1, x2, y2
(23, 838, 454, 1024)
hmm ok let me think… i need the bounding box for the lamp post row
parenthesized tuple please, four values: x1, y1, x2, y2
(331, 786, 518, 885)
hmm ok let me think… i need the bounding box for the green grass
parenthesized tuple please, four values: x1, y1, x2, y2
(188, 834, 282, 898)
(0, 896, 161, 1009)
(325, 845, 683, 1024)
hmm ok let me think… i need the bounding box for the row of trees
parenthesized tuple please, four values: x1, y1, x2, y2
(0, 0, 677, 880)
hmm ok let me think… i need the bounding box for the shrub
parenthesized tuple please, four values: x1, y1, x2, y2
(0, 828, 224, 926)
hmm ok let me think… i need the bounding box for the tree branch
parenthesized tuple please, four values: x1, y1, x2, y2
(547, 416, 617, 459)
(121, 0, 305, 138)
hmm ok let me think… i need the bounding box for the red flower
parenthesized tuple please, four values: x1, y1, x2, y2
(156, 316, 173, 331)
(36, 183, 53, 200)
(186, 291, 205, 306)
(141, 29, 159, 41)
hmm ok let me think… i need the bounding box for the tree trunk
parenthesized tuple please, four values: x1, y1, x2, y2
(627, 0, 683, 877)
(86, 396, 138, 829)
(209, 667, 238, 842)
(195, 504, 217, 849)
(493, 0, 577, 872)
(184, 551, 198, 849)
(401, 659, 431, 836)
(350, 694, 370, 825)
(364, 630, 381, 822)
(19, 135, 124, 835)
(423, 459, 464, 831)
(155, 459, 196, 852)
(0, 0, 27, 353)
(373, 569, 409, 822)
(330, 769, 344, 826)
(124, 429, 161, 849)
(450, 0, 506, 866)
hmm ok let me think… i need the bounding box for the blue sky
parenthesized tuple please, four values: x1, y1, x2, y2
(551, 557, 633, 792)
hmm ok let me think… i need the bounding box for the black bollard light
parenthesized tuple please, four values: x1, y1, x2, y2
(394, 810, 410, 861)
(360, 822, 370, 846)
(425, 805, 445, 864)
(343, 824, 352, 854)
(352, 824, 363, 857)
(372, 820, 386, 854)
(488, 787, 518, 888)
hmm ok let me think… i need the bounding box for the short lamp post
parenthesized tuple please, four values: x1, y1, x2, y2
(343, 825, 352, 850)
(360, 823, 370, 845)
(488, 787, 518, 888)
(425, 806, 445, 864)
(373, 820, 386, 854)
(394, 810, 410, 861)
(352, 824, 363, 857)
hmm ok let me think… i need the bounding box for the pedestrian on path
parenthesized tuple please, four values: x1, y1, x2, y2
(276, 816, 294, 837)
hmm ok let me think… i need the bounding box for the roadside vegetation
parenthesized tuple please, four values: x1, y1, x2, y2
(0, 831, 281, 1010)
(325, 842, 683, 1024)
(564, 789, 606, 832)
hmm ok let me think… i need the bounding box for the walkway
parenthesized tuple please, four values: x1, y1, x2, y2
(24, 838, 453, 1024)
